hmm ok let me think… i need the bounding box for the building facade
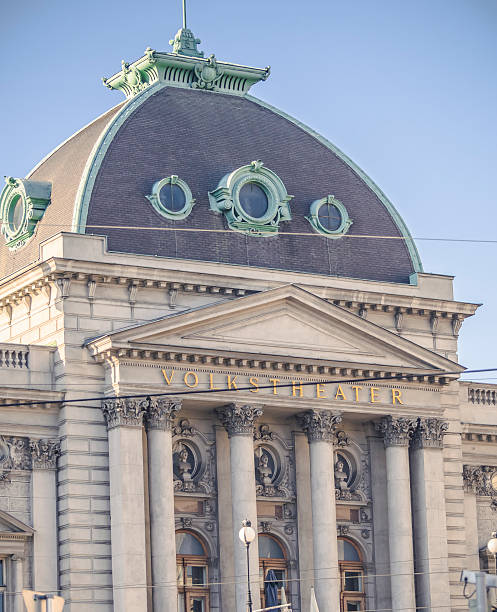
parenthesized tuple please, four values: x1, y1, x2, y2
(0, 21, 495, 612)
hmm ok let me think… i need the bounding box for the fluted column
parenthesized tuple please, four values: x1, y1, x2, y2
(145, 397, 181, 612)
(30, 439, 60, 594)
(297, 410, 341, 612)
(376, 416, 417, 612)
(102, 398, 148, 611)
(217, 403, 262, 612)
(410, 418, 450, 612)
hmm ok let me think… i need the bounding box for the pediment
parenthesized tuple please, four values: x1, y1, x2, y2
(0, 509, 34, 535)
(88, 285, 462, 373)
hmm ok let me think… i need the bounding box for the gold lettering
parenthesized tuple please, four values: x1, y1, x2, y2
(249, 377, 259, 392)
(270, 379, 280, 395)
(184, 371, 198, 388)
(335, 384, 346, 400)
(370, 387, 380, 403)
(351, 385, 362, 401)
(292, 381, 304, 397)
(162, 369, 175, 385)
(316, 383, 327, 399)
(227, 375, 238, 390)
(209, 373, 219, 390)
(392, 389, 403, 404)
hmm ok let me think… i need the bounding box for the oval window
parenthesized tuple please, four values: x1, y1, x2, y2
(318, 202, 342, 232)
(159, 182, 187, 213)
(8, 195, 24, 232)
(239, 182, 269, 218)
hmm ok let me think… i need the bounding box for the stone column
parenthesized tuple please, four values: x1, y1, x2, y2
(12, 554, 23, 612)
(30, 439, 60, 594)
(410, 418, 450, 612)
(216, 403, 262, 612)
(102, 398, 148, 611)
(463, 465, 482, 571)
(376, 416, 417, 612)
(144, 397, 181, 612)
(297, 410, 341, 612)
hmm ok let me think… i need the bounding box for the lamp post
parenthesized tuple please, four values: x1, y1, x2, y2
(239, 518, 256, 612)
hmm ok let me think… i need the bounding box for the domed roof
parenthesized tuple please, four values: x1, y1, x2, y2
(0, 43, 421, 284)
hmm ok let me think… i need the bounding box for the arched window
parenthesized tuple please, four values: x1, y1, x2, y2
(258, 534, 289, 608)
(338, 538, 365, 611)
(176, 531, 209, 612)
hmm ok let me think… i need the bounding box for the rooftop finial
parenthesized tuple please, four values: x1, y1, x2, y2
(169, 0, 204, 58)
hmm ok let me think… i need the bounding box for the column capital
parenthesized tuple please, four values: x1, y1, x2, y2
(376, 415, 417, 447)
(297, 409, 342, 443)
(146, 397, 181, 431)
(29, 438, 60, 470)
(102, 397, 148, 430)
(216, 403, 263, 437)
(411, 417, 448, 450)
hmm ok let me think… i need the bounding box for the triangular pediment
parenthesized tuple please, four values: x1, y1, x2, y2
(87, 285, 462, 373)
(0, 509, 34, 535)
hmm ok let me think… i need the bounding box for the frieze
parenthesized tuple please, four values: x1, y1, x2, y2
(30, 439, 60, 470)
(102, 397, 148, 429)
(411, 417, 448, 449)
(376, 415, 417, 447)
(216, 403, 263, 437)
(297, 410, 342, 443)
(146, 397, 181, 431)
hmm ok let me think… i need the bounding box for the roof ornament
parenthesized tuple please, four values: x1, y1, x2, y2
(169, 0, 204, 58)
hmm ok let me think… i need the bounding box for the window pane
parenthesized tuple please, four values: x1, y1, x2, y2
(344, 571, 362, 592)
(239, 182, 268, 218)
(187, 565, 206, 586)
(346, 601, 362, 611)
(177, 564, 184, 586)
(159, 183, 186, 212)
(0, 560, 4, 587)
(259, 535, 285, 559)
(176, 532, 204, 555)
(190, 596, 206, 612)
(318, 203, 341, 231)
(338, 539, 360, 561)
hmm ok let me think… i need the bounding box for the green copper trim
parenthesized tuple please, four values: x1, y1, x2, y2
(0, 177, 51, 250)
(246, 95, 423, 276)
(306, 195, 353, 239)
(103, 48, 270, 99)
(146, 175, 195, 220)
(208, 160, 293, 236)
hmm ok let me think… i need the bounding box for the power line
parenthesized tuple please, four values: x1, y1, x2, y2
(2, 368, 497, 409)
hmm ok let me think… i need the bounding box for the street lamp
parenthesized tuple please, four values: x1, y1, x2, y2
(488, 532, 497, 555)
(239, 518, 256, 612)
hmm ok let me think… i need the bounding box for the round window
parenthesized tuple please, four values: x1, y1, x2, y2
(238, 182, 269, 218)
(8, 195, 24, 232)
(159, 182, 187, 213)
(318, 202, 342, 232)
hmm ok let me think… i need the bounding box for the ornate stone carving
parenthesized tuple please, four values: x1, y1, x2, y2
(193, 55, 223, 90)
(174, 444, 216, 496)
(376, 415, 417, 447)
(205, 521, 214, 532)
(102, 397, 148, 429)
(0, 436, 31, 480)
(337, 525, 349, 536)
(463, 464, 497, 497)
(411, 418, 448, 449)
(173, 418, 195, 437)
(334, 430, 350, 447)
(361, 529, 370, 539)
(254, 424, 274, 441)
(260, 521, 272, 533)
(30, 439, 60, 470)
(297, 410, 342, 443)
(216, 404, 263, 437)
(284, 524, 294, 535)
(146, 397, 181, 431)
(181, 517, 193, 528)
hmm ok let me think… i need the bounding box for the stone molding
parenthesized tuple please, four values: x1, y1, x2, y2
(101, 397, 148, 430)
(463, 464, 497, 496)
(376, 415, 417, 447)
(296, 409, 342, 443)
(216, 403, 263, 437)
(29, 439, 60, 470)
(411, 417, 448, 449)
(146, 397, 182, 431)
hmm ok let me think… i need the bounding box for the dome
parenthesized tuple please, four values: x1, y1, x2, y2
(0, 42, 422, 284)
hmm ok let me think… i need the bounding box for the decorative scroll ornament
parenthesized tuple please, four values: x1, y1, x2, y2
(30, 439, 60, 470)
(333, 430, 350, 447)
(0, 177, 51, 250)
(104, 60, 149, 97)
(254, 424, 274, 442)
(193, 54, 222, 89)
(296, 410, 342, 443)
(375, 415, 417, 447)
(463, 465, 497, 497)
(146, 398, 182, 431)
(101, 397, 148, 430)
(411, 418, 448, 449)
(173, 418, 196, 437)
(216, 403, 263, 437)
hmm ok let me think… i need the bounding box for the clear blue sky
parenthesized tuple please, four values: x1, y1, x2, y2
(1, 0, 496, 379)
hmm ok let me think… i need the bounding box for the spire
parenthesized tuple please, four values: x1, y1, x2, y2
(169, 0, 204, 58)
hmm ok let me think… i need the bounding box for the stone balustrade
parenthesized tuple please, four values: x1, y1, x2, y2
(468, 385, 497, 406)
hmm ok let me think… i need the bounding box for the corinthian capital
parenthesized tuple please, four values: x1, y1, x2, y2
(216, 403, 263, 437)
(376, 415, 417, 447)
(30, 439, 60, 470)
(102, 397, 148, 430)
(146, 397, 181, 431)
(411, 418, 448, 449)
(297, 410, 342, 443)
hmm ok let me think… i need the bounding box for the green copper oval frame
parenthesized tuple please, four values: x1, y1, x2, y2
(146, 175, 196, 220)
(306, 195, 353, 239)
